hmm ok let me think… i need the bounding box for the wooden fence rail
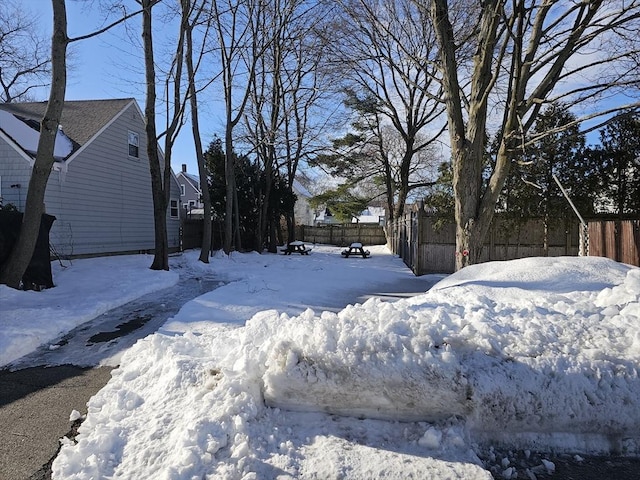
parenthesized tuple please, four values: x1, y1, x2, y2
(386, 205, 581, 275)
(182, 215, 640, 271)
(297, 224, 387, 246)
(587, 220, 640, 267)
(181, 220, 386, 252)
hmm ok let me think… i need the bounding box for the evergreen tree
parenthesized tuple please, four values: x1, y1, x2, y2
(422, 162, 455, 229)
(204, 138, 262, 251)
(587, 112, 640, 216)
(309, 186, 369, 224)
(502, 104, 587, 220)
(203, 137, 294, 251)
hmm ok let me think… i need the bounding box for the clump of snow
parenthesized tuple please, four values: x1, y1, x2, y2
(69, 410, 83, 422)
(419, 427, 443, 449)
(541, 458, 556, 473)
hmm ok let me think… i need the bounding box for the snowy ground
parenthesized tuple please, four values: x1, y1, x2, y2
(1, 245, 639, 479)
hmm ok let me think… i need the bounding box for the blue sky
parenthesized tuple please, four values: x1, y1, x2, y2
(21, 0, 635, 180)
(24, 0, 217, 176)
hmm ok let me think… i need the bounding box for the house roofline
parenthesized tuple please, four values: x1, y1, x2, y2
(63, 99, 139, 170)
(176, 171, 202, 194)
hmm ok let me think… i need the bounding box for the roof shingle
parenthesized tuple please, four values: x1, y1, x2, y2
(0, 98, 134, 151)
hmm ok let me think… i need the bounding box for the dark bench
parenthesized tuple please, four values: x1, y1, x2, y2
(280, 241, 312, 255)
(341, 242, 370, 258)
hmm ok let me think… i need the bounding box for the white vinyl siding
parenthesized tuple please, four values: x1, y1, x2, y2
(41, 103, 180, 256)
(1, 101, 181, 257)
(0, 139, 31, 211)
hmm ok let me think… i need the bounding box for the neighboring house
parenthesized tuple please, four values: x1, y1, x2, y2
(313, 207, 340, 226)
(314, 205, 386, 226)
(354, 206, 386, 225)
(292, 179, 315, 226)
(0, 98, 182, 258)
(176, 163, 203, 217)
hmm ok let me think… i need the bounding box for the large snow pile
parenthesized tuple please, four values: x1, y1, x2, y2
(50, 254, 640, 479)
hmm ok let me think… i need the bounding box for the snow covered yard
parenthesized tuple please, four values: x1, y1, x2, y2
(2, 245, 639, 479)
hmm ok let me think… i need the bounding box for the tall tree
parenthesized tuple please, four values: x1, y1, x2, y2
(212, 0, 266, 254)
(0, 0, 50, 102)
(312, 96, 440, 220)
(0, 0, 139, 288)
(243, 0, 331, 250)
(328, 0, 446, 221)
(182, 0, 214, 262)
(127, 0, 210, 268)
(136, 0, 172, 270)
(430, 0, 640, 270)
(0, 0, 67, 289)
(588, 112, 640, 216)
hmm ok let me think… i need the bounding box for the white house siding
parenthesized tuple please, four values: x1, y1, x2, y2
(294, 198, 315, 226)
(167, 173, 181, 251)
(42, 103, 180, 257)
(292, 181, 315, 226)
(0, 141, 31, 211)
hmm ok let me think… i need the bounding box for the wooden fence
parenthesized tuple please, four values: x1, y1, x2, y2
(181, 219, 386, 251)
(587, 219, 640, 267)
(298, 224, 387, 246)
(183, 212, 638, 270)
(181, 219, 225, 251)
(387, 205, 581, 275)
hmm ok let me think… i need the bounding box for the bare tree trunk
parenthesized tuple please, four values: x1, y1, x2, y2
(0, 0, 68, 289)
(224, 128, 234, 254)
(233, 179, 242, 250)
(141, 0, 169, 270)
(213, 0, 263, 255)
(181, 0, 212, 262)
(431, 0, 502, 270)
(431, 0, 640, 270)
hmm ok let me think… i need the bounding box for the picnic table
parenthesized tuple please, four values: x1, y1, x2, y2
(341, 242, 370, 258)
(281, 241, 312, 255)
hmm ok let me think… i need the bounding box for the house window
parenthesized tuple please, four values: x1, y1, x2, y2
(180, 184, 186, 196)
(170, 199, 179, 218)
(128, 131, 139, 158)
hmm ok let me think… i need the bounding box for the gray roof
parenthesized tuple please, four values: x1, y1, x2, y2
(0, 98, 134, 156)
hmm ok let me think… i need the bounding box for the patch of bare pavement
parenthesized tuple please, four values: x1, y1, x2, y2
(477, 446, 640, 480)
(0, 275, 222, 480)
(0, 365, 113, 480)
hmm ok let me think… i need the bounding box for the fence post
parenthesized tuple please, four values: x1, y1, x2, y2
(489, 223, 495, 261)
(415, 203, 424, 275)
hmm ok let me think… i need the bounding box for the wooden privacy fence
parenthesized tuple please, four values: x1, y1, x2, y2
(181, 219, 386, 251)
(587, 219, 640, 267)
(182, 212, 638, 270)
(387, 205, 581, 275)
(298, 224, 387, 246)
(181, 219, 225, 251)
